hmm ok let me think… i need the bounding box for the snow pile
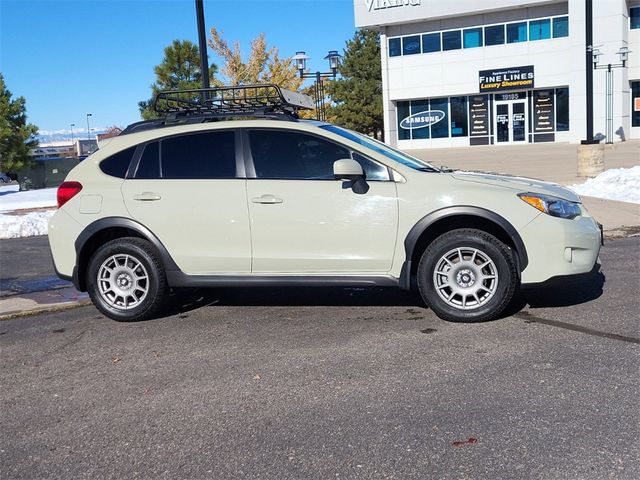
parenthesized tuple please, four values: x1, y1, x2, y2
(0, 210, 55, 239)
(568, 166, 640, 204)
(0, 185, 57, 212)
(0, 185, 58, 239)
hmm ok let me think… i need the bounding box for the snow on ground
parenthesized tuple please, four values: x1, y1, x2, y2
(0, 185, 58, 239)
(0, 210, 55, 239)
(0, 184, 57, 212)
(568, 166, 640, 205)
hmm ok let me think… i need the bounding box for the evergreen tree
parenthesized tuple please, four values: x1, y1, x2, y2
(0, 73, 38, 172)
(326, 30, 384, 139)
(138, 40, 218, 120)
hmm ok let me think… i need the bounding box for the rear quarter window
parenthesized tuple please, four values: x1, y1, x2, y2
(99, 146, 137, 178)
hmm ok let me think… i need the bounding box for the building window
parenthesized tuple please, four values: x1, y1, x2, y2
(430, 98, 449, 138)
(450, 97, 468, 137)
(632, 82, 640, 127)
(442, 30, 462, 51)
(463, 28, 483, 48)
(397, 101, 411, 140)
(555, 87, 569, 131)
(402, 35, 421, 55)
(532, 90, 555, 133)
(631, 7, 640, 29)
(529, 19, 551, 41)
(484, 25, 505, 46)
(553, 16, 569, 37)
(422, 32, 441, 53)
(397, 98, 456, 141)
(388, 15, 569, 57)
(388, 38, 401, 57)
(411, 100, 430, 139)
(506, 22, 528, 43)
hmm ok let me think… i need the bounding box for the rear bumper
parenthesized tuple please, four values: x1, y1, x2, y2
(520, 211, 601, 284)
(48, 209, 83, 284)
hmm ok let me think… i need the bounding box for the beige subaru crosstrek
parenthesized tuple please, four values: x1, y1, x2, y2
(49, 86, 602, 323)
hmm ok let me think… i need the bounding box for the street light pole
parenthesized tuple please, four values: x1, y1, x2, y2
(591, 46, 631, 144)
(70, 123, 75, 145)
(86, 113, 92, 141)
(291, 50, 341, 121)
(195, 0, 210, 89)
(582, 0, 595, 144)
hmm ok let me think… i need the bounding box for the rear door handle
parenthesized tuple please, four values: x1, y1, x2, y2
(133, 192, 161, 201)
(251, 194, 283, 204)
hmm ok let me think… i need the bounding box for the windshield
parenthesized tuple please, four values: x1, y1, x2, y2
(319, 125, 439, 172)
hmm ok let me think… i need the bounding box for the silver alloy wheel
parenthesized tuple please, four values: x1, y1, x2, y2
(97, 254, 149, 310)
(432, 247, 498, 310)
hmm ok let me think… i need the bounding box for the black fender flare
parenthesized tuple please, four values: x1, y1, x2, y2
(73, 217, 180, 290)
(399, 206, 529, 289)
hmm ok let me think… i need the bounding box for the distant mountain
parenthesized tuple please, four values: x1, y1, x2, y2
(37, 128, 107, 144)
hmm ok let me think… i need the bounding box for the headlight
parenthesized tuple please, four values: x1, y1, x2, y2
(518, 192, 581, 219)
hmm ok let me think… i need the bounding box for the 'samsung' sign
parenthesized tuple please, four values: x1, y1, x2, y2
(366, 0, 421, 12)
(400, 110, 445, 130)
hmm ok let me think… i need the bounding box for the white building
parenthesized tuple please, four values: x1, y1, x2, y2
(31, 139, 98, 158)
(354, 0, 640, 148)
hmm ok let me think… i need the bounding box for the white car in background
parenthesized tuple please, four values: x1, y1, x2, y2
(48, 85, 602, 323)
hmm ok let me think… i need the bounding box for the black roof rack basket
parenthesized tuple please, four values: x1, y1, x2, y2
(152, 84, 314, 117)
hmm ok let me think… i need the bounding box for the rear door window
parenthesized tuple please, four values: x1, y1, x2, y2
(134, 141, 160, 179)
(159, 131, 236, 179)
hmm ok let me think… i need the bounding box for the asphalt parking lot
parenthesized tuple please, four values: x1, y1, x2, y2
(1, 237, 639, 479)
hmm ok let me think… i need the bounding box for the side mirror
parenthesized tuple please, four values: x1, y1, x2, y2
(333, 159, 364, 181)
(333, 158, 369, 195)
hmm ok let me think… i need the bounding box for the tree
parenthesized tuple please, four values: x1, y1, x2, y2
(0, 73, 38, 172)
(326, 30, 384, 139)
(138, 40, 218, 120)
(208, 28, 302, 91)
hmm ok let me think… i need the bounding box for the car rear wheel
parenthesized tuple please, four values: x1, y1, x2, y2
(417, 228, 519, 322)
(87, 237, 167, 322)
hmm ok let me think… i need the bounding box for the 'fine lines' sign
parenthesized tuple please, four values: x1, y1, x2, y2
(479, 66, 534, 92)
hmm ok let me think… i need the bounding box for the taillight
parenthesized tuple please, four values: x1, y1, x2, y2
(57, 181, 83, 208)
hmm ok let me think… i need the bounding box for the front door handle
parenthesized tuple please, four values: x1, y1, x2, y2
(133, 192, 162, 201)
(251, 194, 283, 204)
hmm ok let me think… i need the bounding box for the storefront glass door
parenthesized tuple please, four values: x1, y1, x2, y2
(495, 100, 527, 143)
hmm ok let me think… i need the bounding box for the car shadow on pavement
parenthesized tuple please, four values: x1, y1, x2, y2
(159, 267, 604, 321)
(502, 264, 605, 318)
(161, 286, 423, 315)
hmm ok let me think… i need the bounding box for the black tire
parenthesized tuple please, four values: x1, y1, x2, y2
(417, 228, 519, 323)
(86, 237, 167, 322)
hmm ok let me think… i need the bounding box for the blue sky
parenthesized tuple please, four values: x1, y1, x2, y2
(0, 0, 356, 135)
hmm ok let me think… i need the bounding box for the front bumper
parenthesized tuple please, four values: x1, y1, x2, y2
(520, 210, 602, 284)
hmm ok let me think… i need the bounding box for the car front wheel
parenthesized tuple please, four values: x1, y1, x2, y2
(417, 228, 519, 323)
(87, 237, 167, 322)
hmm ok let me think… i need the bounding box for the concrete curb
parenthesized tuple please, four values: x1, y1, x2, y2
(0, 286, 91, 320)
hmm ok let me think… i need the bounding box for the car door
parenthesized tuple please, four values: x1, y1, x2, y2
(121, 129, 251, 275)
(244, 128, 398, 274)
